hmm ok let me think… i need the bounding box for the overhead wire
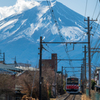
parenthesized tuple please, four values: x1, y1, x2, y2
(91, 39, 100, 67)
(91, 37, 100, 59)
(80, 0, 88, 44)
(91, 0, 100, 35)
(84, 0, 88, 31)
(90, 0, 100, 28)
(92, 0, 98, 19)
(92, 19, 100, 35)
(46, 0, 74, 68)
(42, 41, 70, 65)
(46, 0, 65, 42)
(92, 43, 100, 64)
(91, 1, 100, 63)
(83, 0, 99, 75)
(42, 45, 71, 67)
(86, 0, 100, 51)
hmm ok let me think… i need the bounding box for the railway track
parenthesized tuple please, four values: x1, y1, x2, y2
(57, 92, 81, 100)
(63, 94, 76, 100)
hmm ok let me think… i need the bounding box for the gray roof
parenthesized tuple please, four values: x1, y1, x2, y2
(96, 67, 100, 70)
(0, 63, 22, 73)
(0, 68, 16, 75)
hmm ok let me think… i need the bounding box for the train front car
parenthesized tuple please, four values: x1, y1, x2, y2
(66, 77, 79, 93)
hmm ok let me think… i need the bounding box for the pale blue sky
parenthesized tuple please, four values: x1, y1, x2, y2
(0, 0, 16, 6)
(0, 0, 100, 20)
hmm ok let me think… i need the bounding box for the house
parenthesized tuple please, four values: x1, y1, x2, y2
(16, 66, 39, 71)
(41, 53, 57, 71)
(94, 67, 100, 92)
(94, 67, 100, 85)
(0, 63, 23, 75)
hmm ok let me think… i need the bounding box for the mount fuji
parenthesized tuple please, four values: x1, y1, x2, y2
(0, 0, 100, 75)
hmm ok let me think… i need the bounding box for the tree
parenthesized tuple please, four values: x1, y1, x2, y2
(0, 74, 15, 95)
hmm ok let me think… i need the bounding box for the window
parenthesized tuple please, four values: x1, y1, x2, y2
(67, 78, 78, 85)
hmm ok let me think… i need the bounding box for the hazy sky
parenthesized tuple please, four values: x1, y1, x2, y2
(0, 0, 100, 19)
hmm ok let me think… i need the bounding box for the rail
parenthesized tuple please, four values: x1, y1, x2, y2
(63, 94, 76, 100)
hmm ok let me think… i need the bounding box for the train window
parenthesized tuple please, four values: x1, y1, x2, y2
(67, 78, 78, 85)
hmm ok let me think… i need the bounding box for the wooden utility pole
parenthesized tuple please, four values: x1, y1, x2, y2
(85, 17, 91, 97)
(84, 17, 97, 97)
(3, 52, 5, 64)
(61, 66, 63, 94)
(88, 17, 91, 97)
(39, 36, 42, 100)
(84, 45, 87, 88)
(82, 45, 87, 93)
(55, 61, 57, 98)
(83, 45, 87, 88)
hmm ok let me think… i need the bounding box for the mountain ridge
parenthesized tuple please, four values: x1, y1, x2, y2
(0, 0, 99, 73)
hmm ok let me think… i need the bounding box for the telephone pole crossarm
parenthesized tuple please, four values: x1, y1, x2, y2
(57, 59, 83, 61)
(63, 67, 82, 68)
(42, 42, 88, 44)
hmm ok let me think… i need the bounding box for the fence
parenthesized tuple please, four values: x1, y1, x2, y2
(86, 88, 100, 100)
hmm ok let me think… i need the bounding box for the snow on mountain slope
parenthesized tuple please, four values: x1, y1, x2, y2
(0, 0, 40, 20)
(0, 0, 86, 43)
(0, 0, 100, 74)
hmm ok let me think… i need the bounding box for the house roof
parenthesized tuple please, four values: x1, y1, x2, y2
(96, 67, 100, 70)
(0, 63, 22, 72)
(0, 68, 16, 75)
(16, 66, 39, 71)
(0, 63, 23, 75)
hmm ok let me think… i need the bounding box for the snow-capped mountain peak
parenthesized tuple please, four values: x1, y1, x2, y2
(0, 0, 99, 70)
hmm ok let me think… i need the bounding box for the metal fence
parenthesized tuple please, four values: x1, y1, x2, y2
(86, 89, 100, 100)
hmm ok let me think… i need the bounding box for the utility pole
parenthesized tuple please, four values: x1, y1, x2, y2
(39, 36, 42, 100)
(65, 70, 66, 78)
(65, 70, 66, 90)
(81, 64, 83, 92)
(14, 56, 17, 67)
(85, 17, 91, 97)
(61, 66, 63, 94)
(84, 45, 87, 88)
(3, 52, 5, 64)
(54, 61, 57, 98)
(84, 17, 96, 97)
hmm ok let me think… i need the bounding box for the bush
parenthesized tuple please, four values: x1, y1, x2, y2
(91, 80, 96, 90)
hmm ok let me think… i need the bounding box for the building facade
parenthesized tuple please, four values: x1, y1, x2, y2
(41, 53, 57, 71)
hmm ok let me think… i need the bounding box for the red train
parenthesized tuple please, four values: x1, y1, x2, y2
(66, 76, 79, 93)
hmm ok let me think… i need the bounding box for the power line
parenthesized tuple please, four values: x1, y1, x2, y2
(46, 0, 74, 67)
(42, 40, 68, 59)
(92, 0, 98, 19)
(42, 44, 67, 64)
(92, 19, 100, 35)
(91, 37, 100, 59)
(46, 0, 65, 42)
(95, 0, 100, 20)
